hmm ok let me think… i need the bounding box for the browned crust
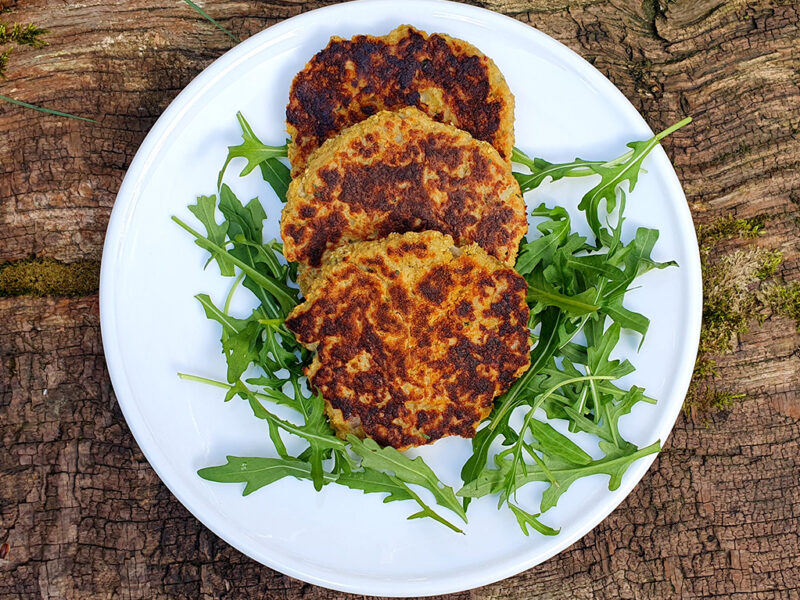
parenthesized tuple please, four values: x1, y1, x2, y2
(281, 108, 526, 267)
(284, 231, 531, 450)
(286, 24, 515, 175)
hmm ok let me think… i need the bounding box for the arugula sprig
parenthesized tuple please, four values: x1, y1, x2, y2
(175, 185, 467, 531)
(217, 112, 291, 201)
(513, 117, 692, 245)
(458, 117, 688, 534)
(173, 187, 298, 317)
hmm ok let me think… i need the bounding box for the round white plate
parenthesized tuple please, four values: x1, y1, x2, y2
(100, 1, 702, 596)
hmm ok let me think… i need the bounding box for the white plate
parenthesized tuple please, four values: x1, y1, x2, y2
(100, 1, 702, 596)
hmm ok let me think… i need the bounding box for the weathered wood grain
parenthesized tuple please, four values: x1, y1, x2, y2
(1, 1, 798, 598)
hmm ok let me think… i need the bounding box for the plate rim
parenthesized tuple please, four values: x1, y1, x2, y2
(100, 0, 703, 595)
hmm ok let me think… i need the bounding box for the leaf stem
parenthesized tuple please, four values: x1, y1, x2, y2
(0, 94, 96, 122)
(223, 271, 245, 315)
(655, 116, 692, 141)
(524, 442, 557, 486)
(182, 0, 240, 43)
(178, 372, 293, 405)
(258, 318, 284, 327)
(178, 372, 233, 389)
(584, 366, 601, 424)
(570, 385, 590, 434)
(603, 401, 621, 447)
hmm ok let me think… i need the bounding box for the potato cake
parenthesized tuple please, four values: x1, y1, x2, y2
(286, 25, 515, 175)
(281, 108, 526, 268)
(284, 231, 531, 450)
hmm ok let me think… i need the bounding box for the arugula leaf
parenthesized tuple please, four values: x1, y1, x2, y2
(526, 270, 599, 317)
(396, 478, 466, 533)
(338, 470, 465, 533)
(243, 392, 343, 450)
(335, 467, 415, 502)
(459, 441, 660, 510)
(173, 209, 298, 317)
(198, 456, 331, 495)
(257, 321, 300, 372)
(527, 419, 592, 465)
(460, 307, 566, 507)
(549, 441, 660, 511)
(460, 424, 499, 512)
(177, 173, 477, 532)
(267, 418, 290, 458)
(195, 292, 249, 335)
(577, 119, 691, 243)
(194, 293, 264, 383)
(347, 436, 467, 523)
(195, 288, 300, 383)
(185, 368, 467, 516)
(213, 184, 299, 317)
(564, 254, 626, 283)
(528, 322, 646, 441)
(457, 121, 689, 532)
(515, 204, 572, 276)
(245, 387, 342, 491)
(175, 215, 288, 305)
(603, 228, 677, 299)
(513, 117, 691, 191)
(259, 158, 291, 203)
(508, 502, 560, 536)
(586, 323, 626, 374)
(498, 371, 618, 503)
(514, 117, 691, 244)
(218, 184, 266, 244)
(199, 457, 465, 533)
(245, 375, 300, 408)
(218, 112, 288, 189)
(221, 319, 261, 383)
(512, 148, 604, 193)
(602, 298, 650, 339)
(187, 195, 234, 276)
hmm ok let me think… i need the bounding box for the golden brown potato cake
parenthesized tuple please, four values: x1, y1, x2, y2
(284, 231, 531, 450)
(286, 25, 515, 175)
(281, 107, 526, 268)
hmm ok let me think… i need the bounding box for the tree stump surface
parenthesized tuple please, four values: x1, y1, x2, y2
(1, 1, 799, 598)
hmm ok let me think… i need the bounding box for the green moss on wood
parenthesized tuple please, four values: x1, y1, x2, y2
(701, 247, 783, 355)
(760, 281, 800, 331)
(0, 22, 48, 48)
(0, 20, 47, 77)
(0, 259, 100, 297)
(687, 214, 799, 419)
(697, 214, 766, 246)
(756, 250, 783, 280)
(0, 48, 9, 76)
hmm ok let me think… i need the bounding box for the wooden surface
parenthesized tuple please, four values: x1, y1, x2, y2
(1, 1, 799, 598)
